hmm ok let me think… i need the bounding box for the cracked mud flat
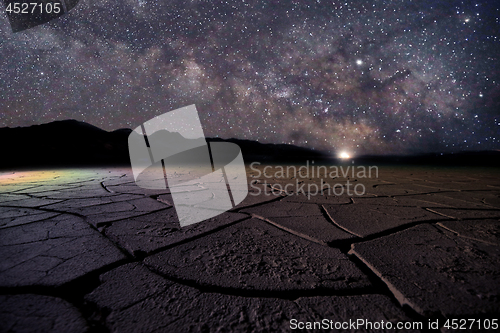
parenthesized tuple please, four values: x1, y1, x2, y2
(0, 165, 499, 332)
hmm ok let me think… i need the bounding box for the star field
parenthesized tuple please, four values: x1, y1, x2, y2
(0, 0, 498, 155)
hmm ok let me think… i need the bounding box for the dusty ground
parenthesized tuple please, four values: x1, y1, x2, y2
(0, 163, 499, 332)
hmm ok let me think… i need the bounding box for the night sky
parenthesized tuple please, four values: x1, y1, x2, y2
(1, 0, 499, 155)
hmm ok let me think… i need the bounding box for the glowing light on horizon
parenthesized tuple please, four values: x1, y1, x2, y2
(339, 151, 351, 159)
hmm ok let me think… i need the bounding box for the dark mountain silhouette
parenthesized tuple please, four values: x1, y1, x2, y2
(0, 119, 498, 169)
(143, 129, 207, 159)
(0, 120, 132, 168)
(0, 120, 327, 169)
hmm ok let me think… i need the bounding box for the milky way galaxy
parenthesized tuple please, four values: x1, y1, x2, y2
(0, 0, 499, 155)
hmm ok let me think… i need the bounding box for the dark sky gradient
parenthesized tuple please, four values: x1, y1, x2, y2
(1, 0, 499, 155)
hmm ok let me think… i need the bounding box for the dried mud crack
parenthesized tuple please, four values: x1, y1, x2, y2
(1, 166, 499, 332)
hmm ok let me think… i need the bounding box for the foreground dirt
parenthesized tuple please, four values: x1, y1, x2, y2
(0, 164, 499, 332)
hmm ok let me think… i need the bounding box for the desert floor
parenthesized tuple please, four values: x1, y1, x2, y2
(0, 163, 499, 332)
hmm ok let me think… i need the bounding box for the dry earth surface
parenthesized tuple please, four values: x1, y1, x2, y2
(0, 163, 499, 332)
